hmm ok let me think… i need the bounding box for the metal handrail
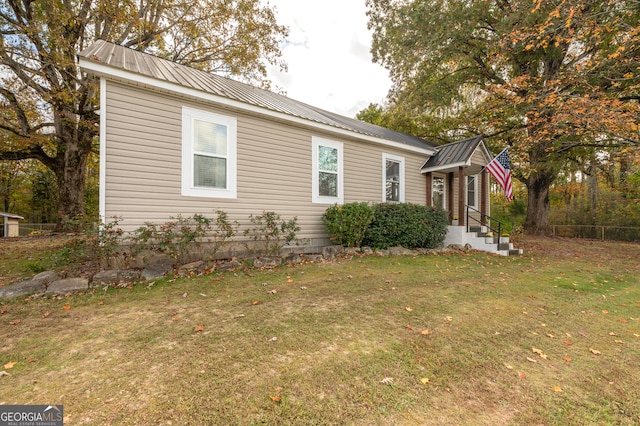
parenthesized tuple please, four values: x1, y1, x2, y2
(465, 205, 504, 242)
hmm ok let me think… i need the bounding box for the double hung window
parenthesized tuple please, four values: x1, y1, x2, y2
(312, 137, 343, 204)
(181, 107, 237, 198)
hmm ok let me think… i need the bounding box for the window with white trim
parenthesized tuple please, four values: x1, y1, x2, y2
(312, 137, 343, 204)
(182, 107, 237, 198)
(467, 175, 477, 207)
(432, 176, 445, 208)
(383, 153, 405, 202)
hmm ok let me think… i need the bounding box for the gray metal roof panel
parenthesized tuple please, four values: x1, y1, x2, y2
(421, 135, 484, 169)
(79, 40, 437, 150)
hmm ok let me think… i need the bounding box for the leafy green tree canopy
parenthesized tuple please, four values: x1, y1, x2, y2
(366, 0, 639, 234)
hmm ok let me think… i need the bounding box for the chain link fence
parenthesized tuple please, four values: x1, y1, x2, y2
(551, 225, 640, 242)
(18, 223, 58, 236)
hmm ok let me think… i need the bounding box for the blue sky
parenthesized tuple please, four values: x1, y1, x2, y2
(265, 0, 392, 118)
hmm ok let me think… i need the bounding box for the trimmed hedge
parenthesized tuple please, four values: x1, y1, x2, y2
(362, 203, 448, 249)
(322, 202, 375, 247)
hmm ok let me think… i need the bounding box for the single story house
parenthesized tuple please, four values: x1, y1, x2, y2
(78, 40, 503, 252)
(0, 212, 23, 238)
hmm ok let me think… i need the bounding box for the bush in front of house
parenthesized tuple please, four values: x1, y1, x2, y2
(322, 202, 375, 247)
(362, 203, 448, 249)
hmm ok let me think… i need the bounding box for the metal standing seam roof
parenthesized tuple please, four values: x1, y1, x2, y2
(420, 135, 488, 170)
(78, 40, 438, 151)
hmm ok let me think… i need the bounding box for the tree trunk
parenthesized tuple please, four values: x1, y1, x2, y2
(50, 114, 95, 231)
(524, 169, 556, 235)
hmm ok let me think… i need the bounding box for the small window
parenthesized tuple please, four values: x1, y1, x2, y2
(383, 153, 405, 202)
(433, 176, 445, 208)
(467, 175, 477, 207)
(312, 137, 343, 204)
(182, 107, 237, 198)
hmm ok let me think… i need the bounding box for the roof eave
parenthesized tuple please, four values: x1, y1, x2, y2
(79, 57, 437, 156)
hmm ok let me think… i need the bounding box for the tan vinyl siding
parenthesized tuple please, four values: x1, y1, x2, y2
(103, 81, 427, 242)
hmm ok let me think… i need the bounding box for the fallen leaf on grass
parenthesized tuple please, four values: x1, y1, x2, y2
(0, 371, 10, 377)
(614, 340, 625, 345)
(532, 347, 548, 359)
(519, 372, 527, 378)
(405, 307, 413, 312)
(504, 363, 513, 370)
(421, 329, 430, 335)
(589, 348, 601, 355)
(63, 305, 71, 310)
(252, 301, 260, 305)
(406, 324, 413, 330)
(553, 386, 563, 392)
(9, 319, 20, 325)
(602, 310, 608, 314)
(42, 311, 52, 318)
(563, 356, 572, 362)
(445, 316, 453, 322)
(380, 377, 394, 385)
(420, 378, 430, 384)
(193, 324, 205, 333)
(4, 362, 16, 369)
(526, 357, 538, 364)
(618, 319, 628, 323)
(563, 340, 573, 345)
(270, 395, 281, 403)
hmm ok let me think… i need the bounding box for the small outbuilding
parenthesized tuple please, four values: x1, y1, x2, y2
(0, 212, 23, 238)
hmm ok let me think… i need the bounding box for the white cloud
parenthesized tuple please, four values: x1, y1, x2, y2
(265, 0, 391, 118)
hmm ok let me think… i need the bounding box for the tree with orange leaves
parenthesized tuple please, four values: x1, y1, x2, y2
(367, 0, 639, 234)
(0, 0, 287, 230)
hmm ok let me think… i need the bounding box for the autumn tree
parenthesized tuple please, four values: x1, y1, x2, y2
(0, 0, 287, 230)
(366, 0, 640, 234)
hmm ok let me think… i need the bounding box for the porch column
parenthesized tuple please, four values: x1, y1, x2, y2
(458, 166, 465, 226)
(425, 172, 432, 206)
(447, 172, 454, 222)
(481, 170, 488, 225)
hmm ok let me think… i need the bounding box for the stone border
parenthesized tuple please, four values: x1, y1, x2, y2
(0, 244, 468, 300)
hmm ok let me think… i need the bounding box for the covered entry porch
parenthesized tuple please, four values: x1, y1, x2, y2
(421, 136, 492, 228)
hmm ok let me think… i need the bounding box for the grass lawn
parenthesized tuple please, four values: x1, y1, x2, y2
(1, 236, 639, 425)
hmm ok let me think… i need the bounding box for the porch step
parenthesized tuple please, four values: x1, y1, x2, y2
(444, 226, 523, 256)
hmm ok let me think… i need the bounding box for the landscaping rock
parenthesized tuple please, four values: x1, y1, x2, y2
(303, 254, 323, 262)
(447, 244, 466, 251)
(178, 261, 206, 276)
(376, 249, 390, 256)
(361, 247, 374, 255)
(217, 259, 241, 271)
(389, 246, 416, 256)
(322, 245, 344, 260)
(141, 253, 176, 280)
(282, 253, 302, 265)
(46, 278, 89, 295)
(31, 271, 60, 286)
(343, 247, 361, 255)
(253, 257, 281, 268)
(91, 270, 139, 288)
(0, 280, 46, 299)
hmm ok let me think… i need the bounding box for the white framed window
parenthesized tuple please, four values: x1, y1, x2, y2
(467, 175, 477, 208)
(312, 136, 343, 204)
(383, 153, 405, 202)
(432, 176, 445, 209)
(181, 107, 237, 198)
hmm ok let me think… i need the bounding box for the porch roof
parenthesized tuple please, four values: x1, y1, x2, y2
(420, 135, 492, 174)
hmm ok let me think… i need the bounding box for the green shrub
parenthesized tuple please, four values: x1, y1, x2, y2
(131, 211, 237, 261)
(322, 202, 374, 247)
(243, 211, 300, 256)
(362, 203, 448, 249)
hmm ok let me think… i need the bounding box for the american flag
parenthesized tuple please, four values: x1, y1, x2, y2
(486, 148, 513, 201)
